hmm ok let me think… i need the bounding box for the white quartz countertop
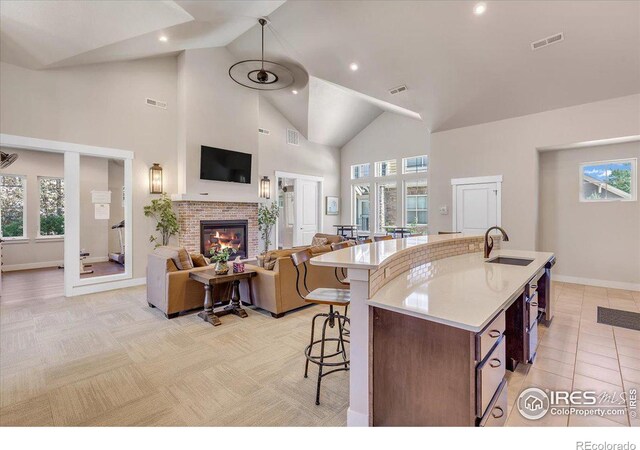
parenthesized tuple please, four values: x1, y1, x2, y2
(310, 234, 484, 270)
(369, 249, 554, 332)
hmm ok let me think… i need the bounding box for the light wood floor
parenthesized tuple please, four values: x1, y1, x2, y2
(0, 268, 638, 426)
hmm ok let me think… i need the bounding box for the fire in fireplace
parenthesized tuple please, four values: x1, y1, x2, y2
(200, 220, 248, 259)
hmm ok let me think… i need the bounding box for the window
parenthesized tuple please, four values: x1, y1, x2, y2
(405, 180, 428, 226)
(352, 184, 370, 231)
(376, 182, 397, 232)
(580, 158, 637, 202)
(351, 163, 370, 180)
(375, 159, 397, 177)
(0, 175, 26, 238)
(39, 177, 64, 236)
(403, 155, 428, 174)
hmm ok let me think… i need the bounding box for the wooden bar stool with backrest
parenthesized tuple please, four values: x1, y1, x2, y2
(373, 235, 393, 242)
(290, 248, 350, 405)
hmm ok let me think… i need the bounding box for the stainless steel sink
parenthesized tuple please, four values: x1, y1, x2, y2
(486, 256, 534, 266)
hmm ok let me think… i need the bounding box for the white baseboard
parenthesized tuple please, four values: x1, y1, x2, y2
(2, 255, 110, 272)
(67, 277, 146, 296)
(2, 260, 63, 271)
(554, 274, 640, 292)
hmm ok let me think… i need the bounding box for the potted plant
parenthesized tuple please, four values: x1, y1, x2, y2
(209, 247, 236, 275)
(143, 193, 179, 247)
(257, 201, 279, 254)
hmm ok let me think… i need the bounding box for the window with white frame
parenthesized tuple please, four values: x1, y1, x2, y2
(351, 163, 370, 180)
(579, 158, 637, 202)
(375, 159, 397, 177)
(403, 155, 428, 174)
(39, 177, 65, 236)
(405, 180, 428, 226)
(0, 174, 26, 238)
(376, 181, 397, 232)
(352, 184, 370, 232)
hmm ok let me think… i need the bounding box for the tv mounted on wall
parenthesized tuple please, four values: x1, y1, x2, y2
(200, 145, 252, 184)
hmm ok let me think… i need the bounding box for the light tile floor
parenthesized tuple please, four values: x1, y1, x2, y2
(505, 282, 640, 427)
(0, 269, 638, 427)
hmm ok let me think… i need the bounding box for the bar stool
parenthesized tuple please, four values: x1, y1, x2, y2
(373, 235, 393, 242)
(290, 249, 350, 405)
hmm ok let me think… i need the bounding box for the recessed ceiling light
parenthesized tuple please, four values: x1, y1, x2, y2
(473, 2, 487, 15)
(159, 36, 168, 42)
(292, 90, 298, 95)
(349, 62, 359, 71)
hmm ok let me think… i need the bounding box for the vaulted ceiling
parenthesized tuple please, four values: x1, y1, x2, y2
(1, 0, 639, 144)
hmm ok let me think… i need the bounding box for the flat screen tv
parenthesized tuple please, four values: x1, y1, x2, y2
(200, 145, 252, 184)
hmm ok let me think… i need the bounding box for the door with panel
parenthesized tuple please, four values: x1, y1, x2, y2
(455, 182, 499, 234)
(294, 179, 319, 246)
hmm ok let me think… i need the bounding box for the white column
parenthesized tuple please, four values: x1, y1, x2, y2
(347, 268, 371, 426)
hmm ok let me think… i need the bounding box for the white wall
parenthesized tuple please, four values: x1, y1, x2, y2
(340, 112, 430, 228)
(78, 155, 109, 262)
(429, 95, 640, 251)
(539, 141, 640, 289)
(258, 97, 341, 235)
(0, 58, 179, 279)
(177, 48, 259, 200)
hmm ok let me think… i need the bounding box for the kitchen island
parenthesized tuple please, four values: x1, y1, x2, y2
(310, 234, 555, 427)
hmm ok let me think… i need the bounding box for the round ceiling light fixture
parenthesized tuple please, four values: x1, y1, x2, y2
(229, 18, 294, 91)
(159, 35, 168, 42)
(473, 2, 487, 15)
(349, 62, 359, 71)
(292, 89, 298, 95)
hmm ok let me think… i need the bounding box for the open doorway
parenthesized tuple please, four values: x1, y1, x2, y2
(275, 171, 323, 249)
(0, 148, 65, 301)
(1, 133, 133, 297)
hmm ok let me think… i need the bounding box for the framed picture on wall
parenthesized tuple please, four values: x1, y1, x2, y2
(326, 196, 339, 215)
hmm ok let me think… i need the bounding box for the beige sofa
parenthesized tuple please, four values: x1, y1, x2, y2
(244, 233, 347, 318)
(146, 248, 232, 318)
(147, 233, 347, 319)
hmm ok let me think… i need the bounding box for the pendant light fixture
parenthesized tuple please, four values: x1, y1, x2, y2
(229, 18, 294, 91)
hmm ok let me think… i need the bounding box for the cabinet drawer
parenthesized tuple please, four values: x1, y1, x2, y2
(478, 379, 508, 427)
(476, 336, 506, 417)
(528, 320, 538, 363)
(476, 310, 506, 362)
(527, 291, 539, 329)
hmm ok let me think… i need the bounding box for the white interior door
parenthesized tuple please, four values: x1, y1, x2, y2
(294, 179, 319, 246)
(455, 182, 499, 233)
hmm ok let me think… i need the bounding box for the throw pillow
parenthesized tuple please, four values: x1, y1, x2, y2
(176, 248, 193, 270)
(190, 253, 207, 267)
(311, 236, 328, 247)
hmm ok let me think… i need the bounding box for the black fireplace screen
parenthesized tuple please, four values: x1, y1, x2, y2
(200, 220, 248, 259)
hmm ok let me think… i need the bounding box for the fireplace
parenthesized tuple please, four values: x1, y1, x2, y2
(200, 220, 248, 259)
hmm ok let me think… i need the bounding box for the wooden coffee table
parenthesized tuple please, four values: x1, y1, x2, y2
(189, 269, 256, 326)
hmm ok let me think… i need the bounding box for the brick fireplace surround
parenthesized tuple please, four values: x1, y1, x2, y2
(175, 201, 259, 259)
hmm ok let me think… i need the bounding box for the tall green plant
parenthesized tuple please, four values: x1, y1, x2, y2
(258, 201, 279, 254)
(144, 193, 179, 247)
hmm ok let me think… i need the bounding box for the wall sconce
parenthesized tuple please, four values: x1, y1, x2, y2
(259, 176, 271, 199)
(149, 163, 163, 194)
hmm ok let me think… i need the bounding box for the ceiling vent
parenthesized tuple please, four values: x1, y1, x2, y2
(388, 85, 408, 95)
(258, 128, 270, 135)
(145, 97, 167, 109)
(531, 32, 564, 51)
(286, 128, 299, 146)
